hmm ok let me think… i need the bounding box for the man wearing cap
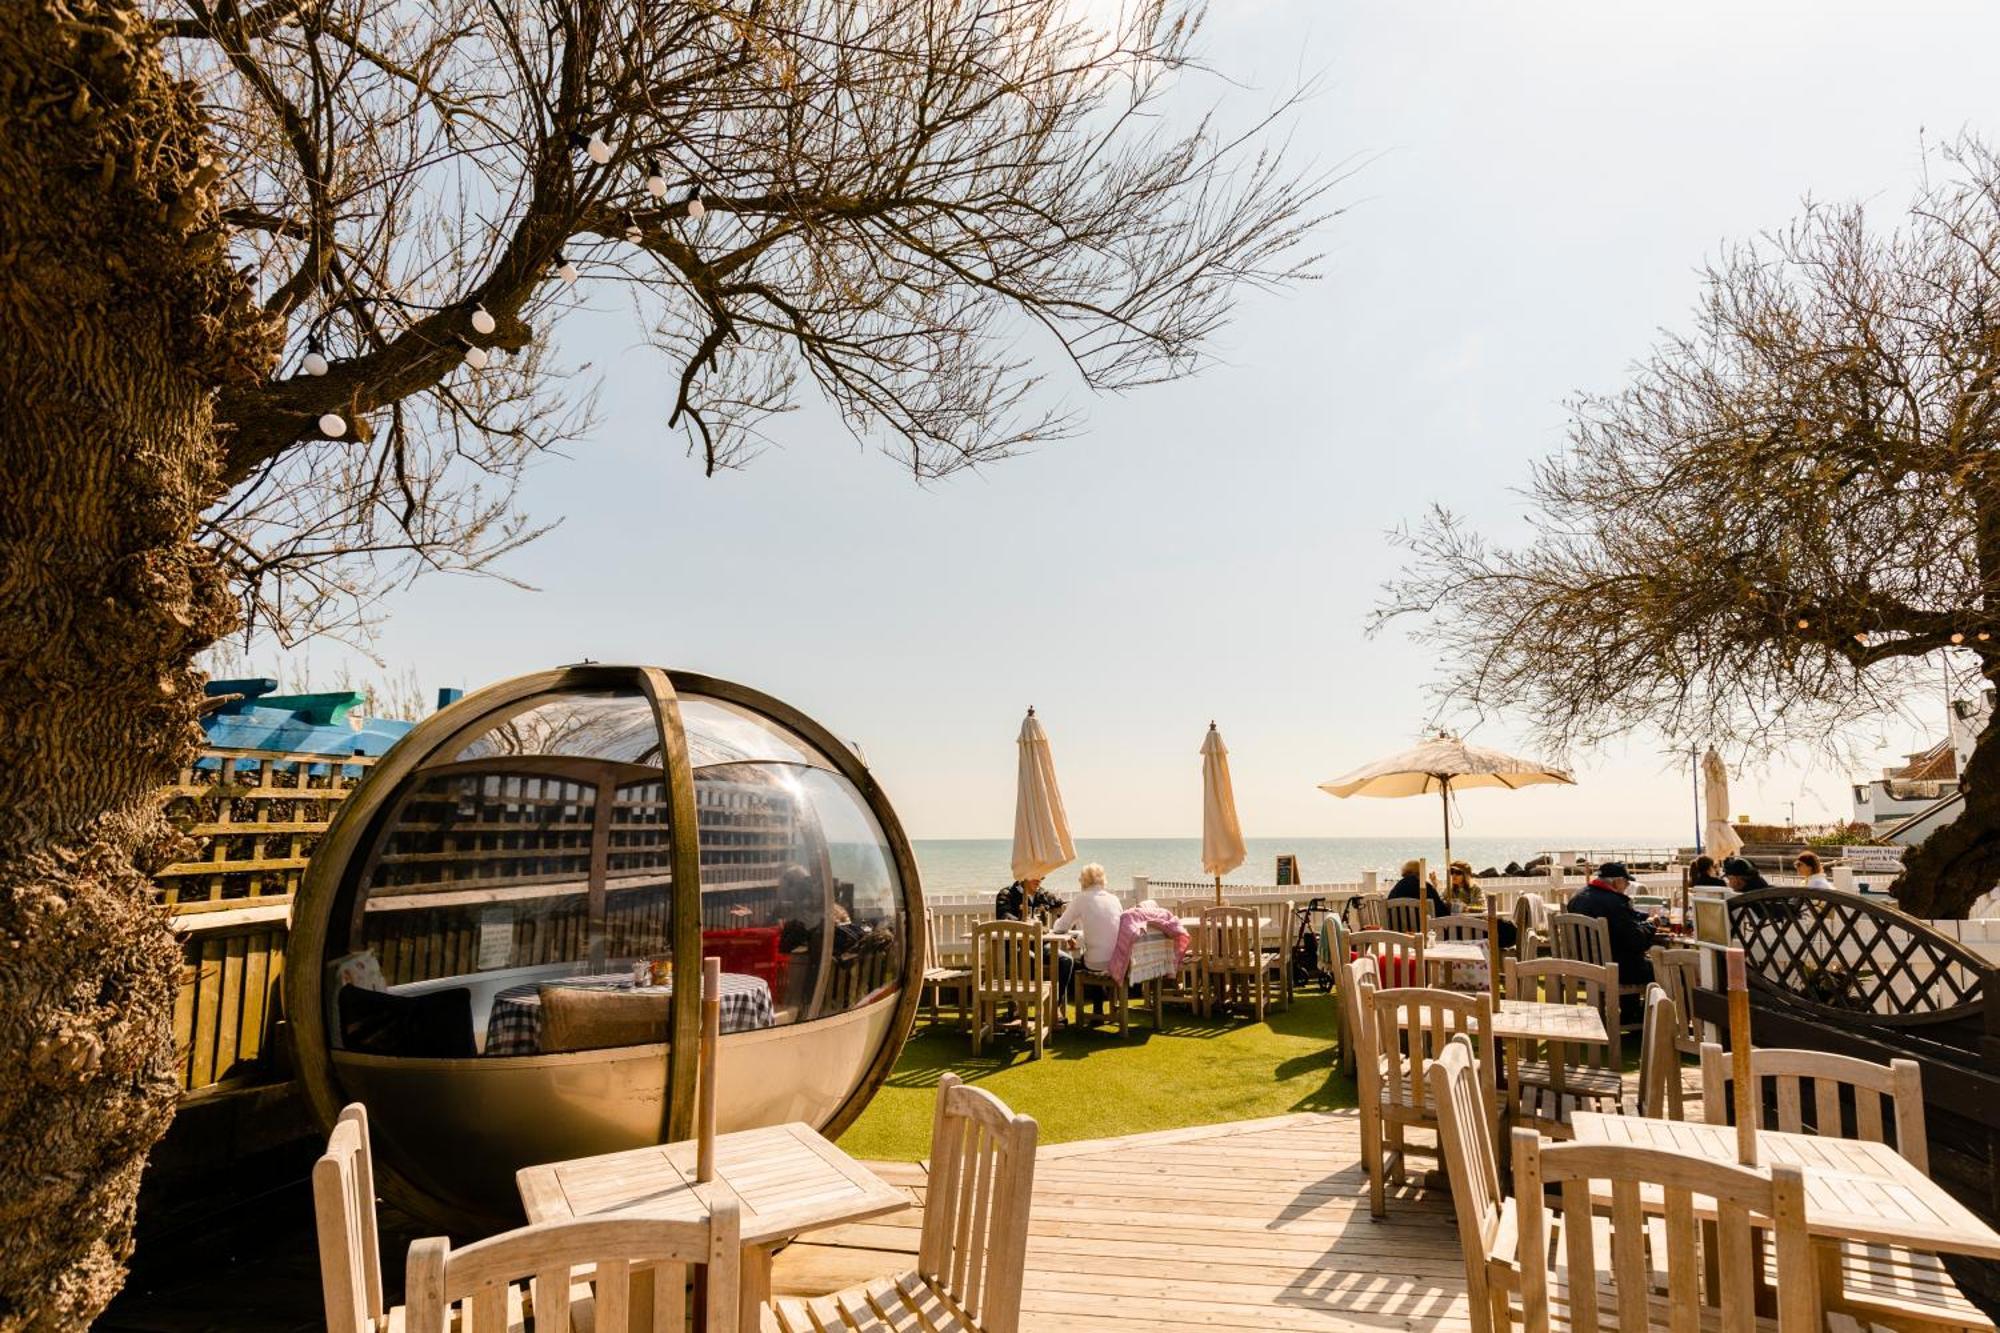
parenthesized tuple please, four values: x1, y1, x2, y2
(1566, 861, 1658, 986)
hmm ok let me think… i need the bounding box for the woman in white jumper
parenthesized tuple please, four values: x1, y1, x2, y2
(1051, 862, 1123, 974)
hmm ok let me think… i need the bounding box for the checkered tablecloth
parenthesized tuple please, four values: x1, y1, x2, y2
(1125, 933, 1179, 986)
(484, 971, 776, 1055)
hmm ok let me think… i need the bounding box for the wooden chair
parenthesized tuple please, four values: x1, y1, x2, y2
(1698, 1044, 1987, 1333)
(1550, 911, 1643, 1031)
(922, 907, 972, 1029)
(1260, 900, 1295, 1010)
(1198, 905, 1267, 1020)
(1430, 1035, 1548, 1333)
(1072, 945, 1166, 1037)
(1635, 982, 1684, 1120)
(1647, 945, 1704, 1056)
(406, 1207, 740, 1333)
(1350, 928, 1425, 991)
(1384, 897, 1430, 936)
(1346, 958, 1386, 1214)
(771, 1073, 1037, 1333)
(315, 1103, 395, 1333)
(1350, 893, 1389, 931)
(1510, 1129, 1818, 1333)
(1324, 914, 1358, 1075)
(1501, 958, 1622, 1138)
(970, 920, 1058, 1059)
(1360, 975, 1496, 1220)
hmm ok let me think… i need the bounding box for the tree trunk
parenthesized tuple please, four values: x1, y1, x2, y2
(0, 3, 275, 1326)
(1894, 657, 2000, 920)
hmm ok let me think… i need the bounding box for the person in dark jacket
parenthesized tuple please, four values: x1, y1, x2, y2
(1720, 856, 1770, 893)
(1565, 861, 1658, 985)
(1387, 858, 1451, 921)
(995, 877, 1064, 923)
(1689, 855, 1726, 888)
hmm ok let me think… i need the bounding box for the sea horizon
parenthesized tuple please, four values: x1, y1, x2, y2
(907, 833, 1686, 899)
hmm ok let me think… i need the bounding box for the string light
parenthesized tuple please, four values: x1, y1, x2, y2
(1796, 617, 1811, 630)
(586, 131, 613, 165)
(318, 412, 346, 437)
(301, 339, 329, 377)
(470, 305, 497, 336)
(645, 160, 668, 199)
(686, 188, 706, 221)
(1952, 632, 1966, 645)
(460, 340, 489, 371)
(623, 213, 643, 243)
(554, 253, 578, 285)
(1854, 632, 1868, 644)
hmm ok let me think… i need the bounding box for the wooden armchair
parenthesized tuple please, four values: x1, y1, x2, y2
(314, 1103, 396, 1333)
(1699, 1044, 1988, 1333)
(1384, 897, 1429, 936)
(970, 920, 1058, 1059)
(1510, 1130, 1817, 1333)
(1430, 1035, 1543, 1333)
(1550, 911, 1642, 1030)
(407, 1208, 739, 1333)
(1198, 905, 1267, 1020)
(771, 1074, 1038, 1333)
(1360, 978, 1495, 1220)
(1350, 894, 1389, 931)
(1500, 957, 1621, 1138)
(922, 907, 972, 1030)
(1634, 982, 1683, 1120)
(1646, 944, 1704, 1056)
(1350, 928, 1425, 990)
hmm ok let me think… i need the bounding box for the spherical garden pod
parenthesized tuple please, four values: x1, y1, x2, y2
(284, 665, 922, 1231)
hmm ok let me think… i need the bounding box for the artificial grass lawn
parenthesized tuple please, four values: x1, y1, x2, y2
(836, 989, 1358, 1162)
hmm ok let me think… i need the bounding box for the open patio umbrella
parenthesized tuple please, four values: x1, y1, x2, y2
(1011, 707, 1075, 881)
(1702, 747, 1744, 859)
(1201, 722, 1247, 903)
(1319, 732, 1574, 885)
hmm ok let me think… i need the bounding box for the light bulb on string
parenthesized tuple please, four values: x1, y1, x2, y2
(1952, 632, 1966, 644)
(623, 213, 643, 243)
(301, 348, 329, 377)
(645, 160, 668, 198)
(470, 305, 496, 336)
(686, 189, 706, 221)
(586, 131, 613, 165)
(1981, 632, 1992, 642)
(1796, 617, 1811, 630)
(1854, 632, 1868, 644)
(461, 340, 489, 371)
(554, 253, 578, 285)
(318, 412, 346, 438)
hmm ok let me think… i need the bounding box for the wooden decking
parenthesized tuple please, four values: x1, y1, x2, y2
(774, 1111, 1477, 1332)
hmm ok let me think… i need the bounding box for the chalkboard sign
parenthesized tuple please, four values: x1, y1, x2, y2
(1275, 853, 1301, 887)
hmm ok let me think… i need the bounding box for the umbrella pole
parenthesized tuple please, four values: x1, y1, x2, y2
(1440, 778, 1453, 909)
(1214, 873, 1223, 906)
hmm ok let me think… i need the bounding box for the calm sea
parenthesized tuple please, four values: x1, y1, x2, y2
(908, 835, 1679, 901)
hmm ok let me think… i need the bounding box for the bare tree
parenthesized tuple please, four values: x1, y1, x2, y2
(0, 0, 1325, 1321)
(1380, 139, 2000, 920)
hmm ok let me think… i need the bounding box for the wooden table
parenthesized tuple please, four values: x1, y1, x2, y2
(1570, 1113, 2000, 1260)
(1491, 998, 1608, 1044)
(1424, 940, 1488, 966)
(517, 1122, 912, 1333)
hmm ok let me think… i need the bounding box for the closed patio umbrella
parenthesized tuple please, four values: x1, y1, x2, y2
(1319, 732, 1574, 884)
(1702, 747, 1744, 859)
(1011, 707, 1075, 881)
(1201, 722, 1247, 903)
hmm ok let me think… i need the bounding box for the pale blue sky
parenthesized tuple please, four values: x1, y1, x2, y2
(258, 0, 1995, 841)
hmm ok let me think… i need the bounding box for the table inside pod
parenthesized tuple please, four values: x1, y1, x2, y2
(283, 666, 924, 1230)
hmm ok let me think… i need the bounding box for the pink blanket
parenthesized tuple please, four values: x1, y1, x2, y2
(1108, 907, 1190, 983)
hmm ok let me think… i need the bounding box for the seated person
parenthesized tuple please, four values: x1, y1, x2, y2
(995, 876, 1065, 923)
(1446, 861, 1517, 949)
(1050, 862, 1121, 974)
(1388, 858, 1451, 920)
(1721, 856, 1770, 893)
(1794, 850, 1835, 890)
(1565, 860, 1657, 986)
(1688, 854, 1726, 888)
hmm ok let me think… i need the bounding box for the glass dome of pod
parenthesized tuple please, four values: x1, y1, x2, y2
(284, 665, 922, 1230)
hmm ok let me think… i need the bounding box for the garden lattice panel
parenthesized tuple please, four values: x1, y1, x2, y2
(158, 747, 375, 911)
